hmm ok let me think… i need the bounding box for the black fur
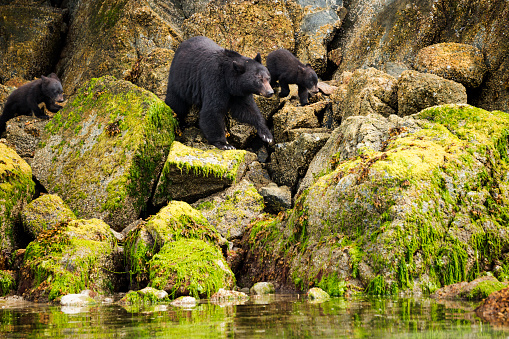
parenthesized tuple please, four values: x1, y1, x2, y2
(0, 73, 64, 136)
(164, 36, 274, 150)
(266, 49, 319, 106)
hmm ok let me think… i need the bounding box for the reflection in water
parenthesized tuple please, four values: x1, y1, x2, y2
(1, 295, 508, 338)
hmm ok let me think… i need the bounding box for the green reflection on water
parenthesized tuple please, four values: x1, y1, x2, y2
(0, 295, 508, 338)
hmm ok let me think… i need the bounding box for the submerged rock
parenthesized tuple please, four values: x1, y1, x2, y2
(307, 287, 330, 301)
(431, 276, 508, 300)
(31, 76, 176, 231)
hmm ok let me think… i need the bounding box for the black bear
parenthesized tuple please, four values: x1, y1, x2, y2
(165, 36, 274, 150)
(266, 49, 319, 106)
(0, 73, 64, 136)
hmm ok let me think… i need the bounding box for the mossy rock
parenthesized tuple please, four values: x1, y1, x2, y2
(148, 238, 235, 299)
(153, 141, 254, 205)
(0, 143, 34, 258)
(19, 218, 120, 302)
(21, 194, 77, 238)
(32, 76, 176, 231)
(245, 104, 509, 295)
(0, 270, 16, 297)
(124, 201, 224, 289)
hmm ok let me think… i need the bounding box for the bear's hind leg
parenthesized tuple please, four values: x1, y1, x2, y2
(199, 106, 234, 150)
(165, 93, 190, 126)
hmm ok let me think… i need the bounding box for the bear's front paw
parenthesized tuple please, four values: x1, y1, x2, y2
(259, 130, 273, 144)
(38, 114, 51, 120)
(213, 142, 236, 150)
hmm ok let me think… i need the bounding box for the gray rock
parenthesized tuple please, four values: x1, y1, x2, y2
(250, 282, 275, 295)
(259, 183, 292, 213)
(397, 70, 468, 116)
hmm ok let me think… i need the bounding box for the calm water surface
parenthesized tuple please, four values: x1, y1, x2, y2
(1, 294, 508, 338)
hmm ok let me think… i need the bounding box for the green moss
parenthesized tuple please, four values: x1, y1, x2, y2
(149, 239, 234, 299)
(0, 271, 15, 297)
(317, 273, 347, 297)
(466, 280, 508, 300)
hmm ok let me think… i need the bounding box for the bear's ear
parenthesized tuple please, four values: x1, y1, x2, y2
(233, 60, 246, 74)
(41, 75, 48, 82)
(254, 53, 262, 63)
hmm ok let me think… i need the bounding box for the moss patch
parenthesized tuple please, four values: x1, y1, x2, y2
(149, 239, 234, 299)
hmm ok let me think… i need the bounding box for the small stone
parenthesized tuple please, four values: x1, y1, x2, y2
(170, 296, 197, 307)
(250, 282, 275, 295)
(307, 287, 330, 301)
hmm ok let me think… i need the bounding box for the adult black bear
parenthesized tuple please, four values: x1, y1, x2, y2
(0, 73, 64, 136)
(266, 49, 319, 106)
(165, 36, 274, 150)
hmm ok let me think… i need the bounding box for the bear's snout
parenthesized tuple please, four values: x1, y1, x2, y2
(260, 81, 274, 98)
(56, 94, 65, 102)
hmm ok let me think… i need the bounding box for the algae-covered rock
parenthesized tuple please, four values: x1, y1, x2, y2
(182, 0, 294, 62)
(250, 282, 275, 295)
(124, 200, 223, 289)
(307, 287, 330, 301)
(0, 143, 34, 262)
(149, 238, 234, 299)
(414, 43, 487, 88)
(431, 276, 508, 300)
(19, 218, 121, 302)
(21, 194, 77, 239)
(153, 141, 255, 206)
(57, 0, 182, 96)
(0, 270, 16, 297)
(244, 104, 509, 296)
(397, 70, 468, 116)
(193, 179, 265, 240)
(0, 5, 64, 83)
(31, 76, 176, 231)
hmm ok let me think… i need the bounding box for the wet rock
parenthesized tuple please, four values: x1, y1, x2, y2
(170, 296, 197, 307)
(149, 238, 234, 298)
(307, 287, 330, 301)
(21, 194, 77, 239)
(31, 76, 176, 231)
(431, 276, 508, 300)
(0, 84, 15, 115)
(250, 282, 275, 295)
(153, 141, 256, 206)
(248, 104, 509, 295)
(182, 0, 294, 62)
(60, 292, 96, 306)
(193, 179, 264, 241)
(57, 0, 182, 96)
(414, 43, 487, 88)
(397, 70, 467, 116)
(259, 183, 292, 213)
(124, 200, 224, 289)
(1, 115, 50, 161)
(476, 287, 509, 326)
(210, 288, 249, 305)
(0, 5, 64, 83)
(269, 130, 330, 191)
(18, 218, 121, 302)
(0, 143, 34, 265)
(138, 286, 168, 300)
(332, 68, 398, 122)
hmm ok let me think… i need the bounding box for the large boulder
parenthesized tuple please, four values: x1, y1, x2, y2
(397, 70, 468, 116)
(0, 5, 64, 83)
(414, 43, 487, 88)
(153, 141, 256, 206)
(18, 218, 122, 302)
(242, 104, 509, 296)
(0, 143, 34, 267)
(31, 76, 176, 231)
(182, 0, 295, 62)
(57, 0, 182, 97)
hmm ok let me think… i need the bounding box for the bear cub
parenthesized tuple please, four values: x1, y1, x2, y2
(165, 36, 274, 150)
(266, 49, 319, 106)
(0, 73, 64, 136)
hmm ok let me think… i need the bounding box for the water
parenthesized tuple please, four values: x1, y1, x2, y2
(1, 294, 508, 338)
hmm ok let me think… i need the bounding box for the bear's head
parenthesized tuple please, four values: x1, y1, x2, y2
(41, 73, 65, 103)
(231, 53, 273, 98)
(301, 64, 319, 95)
